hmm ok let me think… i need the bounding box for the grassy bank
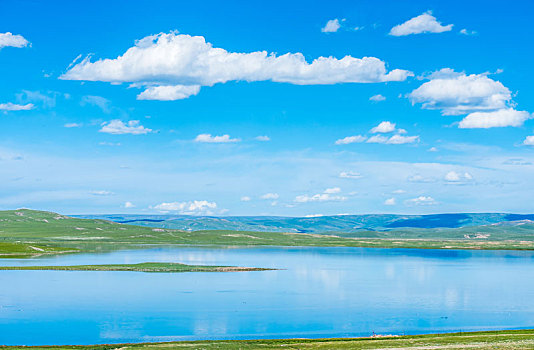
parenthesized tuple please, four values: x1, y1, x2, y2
(0, 241, 78, 258)
(0, 262, 272, 273)
(1, 209, 534, 259)
(1, 330, 534, 349)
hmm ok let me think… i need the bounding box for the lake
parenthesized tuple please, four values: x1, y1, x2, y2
(1, 246, 533, 345)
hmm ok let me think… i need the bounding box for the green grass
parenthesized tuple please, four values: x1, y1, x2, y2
(1, 209, 534, 259)
(0, 262, 272, 273)
(1, 330, 534, 349)
(0, 241, 78, 258)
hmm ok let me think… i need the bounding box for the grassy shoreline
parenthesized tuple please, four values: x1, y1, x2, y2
(1, 329, 534, 349)
(0, 262, 273, 273)
(2, 209, 534, 259)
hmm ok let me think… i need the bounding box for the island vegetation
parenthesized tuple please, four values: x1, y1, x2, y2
(0, 262, 273, 273)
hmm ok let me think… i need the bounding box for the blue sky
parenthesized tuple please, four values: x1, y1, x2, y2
(1, 0, 534, 215)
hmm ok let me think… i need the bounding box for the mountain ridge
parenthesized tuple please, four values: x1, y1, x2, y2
(73, 212, 534, 233)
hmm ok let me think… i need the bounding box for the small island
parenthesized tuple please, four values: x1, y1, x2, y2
(0, 262, 274, 273)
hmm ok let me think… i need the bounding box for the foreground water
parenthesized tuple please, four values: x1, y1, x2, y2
(0, 246, 533, 345)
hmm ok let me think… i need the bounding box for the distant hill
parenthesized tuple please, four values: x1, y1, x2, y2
(73, 213, 532, 233)
(2, 209, 534, 255)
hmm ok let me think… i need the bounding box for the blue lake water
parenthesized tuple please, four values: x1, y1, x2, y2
(0, 246, 533, 345)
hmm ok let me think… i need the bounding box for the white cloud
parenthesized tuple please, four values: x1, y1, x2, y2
(295, 188, 347, 203)
(60, 32, 412, 100)
(409, 69, 512, 116)
(384, 197, 396, 205)
(458, 109, 531, 128)
(428, 147, 438, 152)
(295, 193, 347, 203)
(389, 11, 453, 36)
(405, 196, 437, 206)
(371, 121, 396, 133)
(460, 29, 477, 36)
(255, 135, 270, 141)
(523, 136, 534, 146)
(409, 69, 531, 128)
(339, 171, 362, 179)
(369, 94, 386, 102)
(321, 19, 342, 33)
(0, 102, 34, 111)
(366, 135, 388, 144)
(0, 32, 29, 49)
(367, 134, 419, 144)
(240, 196, 251, 202)
(387, 134, 420, 144)
(335, 135, 366, 145)
(444, 171, 461, 182)
(324, 187, 341, 194)
(137, 85, 201, 100)
(99, 120, 152, 135)
(392, 189, 406, 194)
(261, 193, 279, 200)
(64, 123, 82, 128)
(90, 190, 114, 196)
(124, 201, 135, 208)
(194, 134, 240, 143)
(153, 200, 217, 215)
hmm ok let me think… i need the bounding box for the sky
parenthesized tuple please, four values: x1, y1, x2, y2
(1, 0, 534, 216)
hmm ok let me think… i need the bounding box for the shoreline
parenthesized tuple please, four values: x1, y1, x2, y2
(1, 329, 534, 349)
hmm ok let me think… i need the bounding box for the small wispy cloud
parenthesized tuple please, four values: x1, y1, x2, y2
(195, 134, 240, 143)
(370, 121, 396, 133)
(152, 200, 217, 215)
(295, 188, 347, 203)
(369, 94, 386, 102)
(321, 18, 343, 33)
(384, 198, 396, 206)
(459, 29, 477, 36)
(339, 171, 362, 179)
(0, 102, 34, 111)
(335, 135, 366, 145)
(99, 120, 152, 135)
(64, 123, 82, 128)
(260, 193, 279, 200)
(367, 134, 419, 144)
(405, 196, 437, 206)
(255, 135, 270, 141)
(81, 95, 111, 113)
(444, 171, 473, 183)
(90, 190, 115, 196)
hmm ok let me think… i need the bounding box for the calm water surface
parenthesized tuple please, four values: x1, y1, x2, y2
(0, 246, 533, 345)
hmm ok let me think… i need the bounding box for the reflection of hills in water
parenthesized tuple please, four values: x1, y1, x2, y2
(74, 213, 534, 233)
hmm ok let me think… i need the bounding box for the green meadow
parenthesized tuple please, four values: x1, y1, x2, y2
(1, 209, 534, 259)
(1, 330, 533, 349)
